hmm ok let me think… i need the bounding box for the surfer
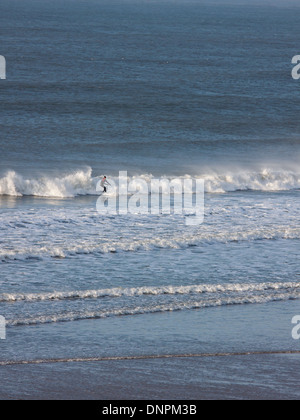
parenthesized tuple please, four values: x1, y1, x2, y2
(100, 176, 110, 193)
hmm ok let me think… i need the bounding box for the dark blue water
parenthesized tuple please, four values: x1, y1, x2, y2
(1, 0, 299, 175)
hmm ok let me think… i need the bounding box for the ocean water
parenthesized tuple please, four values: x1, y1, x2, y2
(1, 0, 300, 399)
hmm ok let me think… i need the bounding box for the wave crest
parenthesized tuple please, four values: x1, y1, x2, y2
(0, 168, 299, 198)
(5, 282, 300, 326)
(2, 282, 300, 303)
(0, 168, 97, 198)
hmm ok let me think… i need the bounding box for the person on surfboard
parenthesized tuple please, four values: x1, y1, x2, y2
(100, 176, 110, 193)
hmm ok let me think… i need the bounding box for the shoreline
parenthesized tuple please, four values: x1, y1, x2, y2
(1, 299, 300, 400)
(1, 349, 300, 367)
(1, 353, 300, 400)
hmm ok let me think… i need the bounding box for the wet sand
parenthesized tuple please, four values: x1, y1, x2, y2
(1, 353, 300, 400)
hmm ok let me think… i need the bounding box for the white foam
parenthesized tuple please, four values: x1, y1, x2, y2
(1, 226, 299, 261)
(0, 168, 97, 198)
(0, 167, 299, 197)
(6, 287, 300, 326)
(203, 168, 300, 193)
(2, 282, 300, 303)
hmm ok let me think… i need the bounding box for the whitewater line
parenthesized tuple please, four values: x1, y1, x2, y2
(1, 281, 300, 303)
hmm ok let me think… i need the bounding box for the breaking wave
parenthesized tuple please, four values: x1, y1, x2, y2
(0, 167, 299, 197)
(2, 282, 300, 303)
(0, 168, 97, 198)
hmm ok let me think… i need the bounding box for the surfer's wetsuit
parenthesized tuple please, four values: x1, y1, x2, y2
(100, 177, 109, 193)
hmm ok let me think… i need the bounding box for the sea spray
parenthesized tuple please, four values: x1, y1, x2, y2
(0, 168, 300, 198)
